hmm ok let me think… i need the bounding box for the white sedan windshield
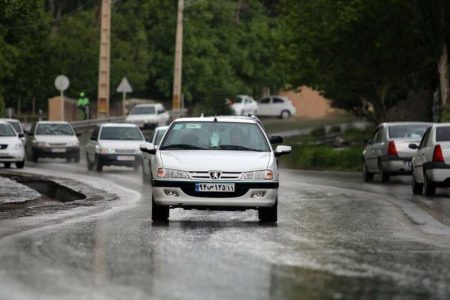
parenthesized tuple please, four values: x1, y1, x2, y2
(160, 122, 270, 152)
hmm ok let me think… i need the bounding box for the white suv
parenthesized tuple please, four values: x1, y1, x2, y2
(125, 103, 170, 129)
(257, 96, 296, 119)
(139, 116, 292, 223)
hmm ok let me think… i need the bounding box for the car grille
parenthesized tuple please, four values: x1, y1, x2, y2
(187, 171, 242, 180)
(115, 149, 136, 154)
(0, 144, 8, 150)
(49, 143, 67, 147)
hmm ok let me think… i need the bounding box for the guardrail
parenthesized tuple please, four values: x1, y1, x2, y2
(70, 109, 188, 129)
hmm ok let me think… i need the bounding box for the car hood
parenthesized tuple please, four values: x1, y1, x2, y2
(0, 136, 21, 145)
(159, 150, 271, 172)
(35, 135, 78, 143)
(99, 140, 144, 150)
(125, 115, 157, 122)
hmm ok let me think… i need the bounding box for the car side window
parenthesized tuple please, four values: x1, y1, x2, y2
(273, 98, 284, 104)
(91, 126, 100, 141)
(371, 127, 381, 144)
(419, 128, 431, 148)
(259, 98, 270, 104)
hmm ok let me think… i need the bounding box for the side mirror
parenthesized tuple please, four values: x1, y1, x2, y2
(18, 133, 24, 138)
(270, 135, 284, 144)
(140, 142, 156, 155)
(274, 145, 292, 157)
(408, 143, 418, 150)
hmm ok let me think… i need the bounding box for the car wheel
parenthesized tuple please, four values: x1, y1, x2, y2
(423, 170, 435, 196)
(258, 200, 277, 223)
(363, 162, 373, 182)
(86, 153, 94, 171)
(15, 160, 25, 169)
(152, 197, 169, 222)
(378, 160, 390, 183)
(94, 155, 103, 172)
(411, 172, 423, 195)
(4, 162, 10, 168)
(280, 110, 291, 119)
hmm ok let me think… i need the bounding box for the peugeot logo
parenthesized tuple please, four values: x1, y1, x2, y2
(209, 171, 222, 179)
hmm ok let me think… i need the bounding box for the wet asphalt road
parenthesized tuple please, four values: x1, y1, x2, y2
(1, 160, 450, 299)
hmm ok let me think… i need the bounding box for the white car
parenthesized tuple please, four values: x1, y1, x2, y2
(86, 123, 145, 172)
(362, 122, 430, 182)
(0, 121, 25, 168)
(125, 103, 170, 129)
(231, 95, 258, 116)
(139, 116, 292, 222)
(142, 126, 169, 184)
(257, 96, 297, 119)
(411, 123, 450, 196)
(26, 121, 80, 163)
(0, 118, 25, 144)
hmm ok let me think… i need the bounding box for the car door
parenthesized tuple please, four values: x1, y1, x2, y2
(86, 126, 100, 163)
(365, 126, 382, 172)
(414, 127, 431, 183)
(258, 97, 271, 116)
(272, 97, 286, 116)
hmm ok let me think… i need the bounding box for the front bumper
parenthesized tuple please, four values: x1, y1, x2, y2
(0, 148, 25, 162)
(98, 154, 141, 167)
(152, 180, 278, 208)
(35, 147, 79, 158)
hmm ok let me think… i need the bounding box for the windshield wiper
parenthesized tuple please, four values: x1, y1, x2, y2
(218, 145, 262, 152)
(160, 144, 206, 150)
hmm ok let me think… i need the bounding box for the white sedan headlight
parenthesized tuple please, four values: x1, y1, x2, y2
(157, 168, 189, 179)
(242, 170, 273, 180)
(99, 147, 116, 154)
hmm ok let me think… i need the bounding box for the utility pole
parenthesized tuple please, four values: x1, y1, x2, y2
(97, 0, 112, 118)
(172, 0, 184, 111)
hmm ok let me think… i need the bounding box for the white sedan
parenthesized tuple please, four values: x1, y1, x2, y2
(257, 96, 296, 119)
(140, 116, 291, 223)
(411, 123, 450, 196)
(0, 121, 25, 168)
(231, 95, 258, 116)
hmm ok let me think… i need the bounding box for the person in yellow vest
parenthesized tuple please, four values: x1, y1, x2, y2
(77, 92, 90, 120)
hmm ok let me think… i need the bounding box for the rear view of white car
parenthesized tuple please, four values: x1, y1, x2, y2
(362, 122, 430, 182)
(0, 121, 25, 168)
(257, 96, 296, 119)
(411, 123, 450, 196)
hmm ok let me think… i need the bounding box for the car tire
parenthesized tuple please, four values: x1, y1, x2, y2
(94, 155, 103, 172)
(4, 162, 10, 168)
(86, 153, 94, 171)
(280, 110, 291, 119)
(363, 162, 373, 182)
(378, 161, 390, 183)
(258, 200, 277, 223)
(15, 160, 25, 169)
(423, 170, 435, 196)
(152, 197, 169, 222)
(411, 172, 423, 195)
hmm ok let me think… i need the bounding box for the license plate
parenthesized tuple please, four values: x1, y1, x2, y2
(195, 183, 235, 192)
(117, 155, 135, 161)
(52, 148, 66, 153)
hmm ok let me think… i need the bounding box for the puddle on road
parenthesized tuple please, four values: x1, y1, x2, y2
(0, 177, 41, 204)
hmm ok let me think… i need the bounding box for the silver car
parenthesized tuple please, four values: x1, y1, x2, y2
(139, 116, 291, 223)
(362, 122, 430, 182)
(142, 125, 169, 183)
(410, 123, 450, 196)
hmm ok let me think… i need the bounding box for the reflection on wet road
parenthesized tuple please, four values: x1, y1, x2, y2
(1, 161, 450, 299)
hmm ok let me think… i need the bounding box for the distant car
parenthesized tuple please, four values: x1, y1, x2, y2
(257, 96, 296, 119)
(231, 95, 258, 116)
(0, 121, 25, 168)
(362, 122, 430, 182)
(142, 126, 169, 183)
(410, 123, 450, 196)
(139, 116, 292, 222)
(26, 121, 80, 163)
(0, 118, 25, 144)
(86, 123, 145, 172)
(125, 103, 170, 129)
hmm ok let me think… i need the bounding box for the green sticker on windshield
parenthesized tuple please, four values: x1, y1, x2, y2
(210, 132, 220, 147)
